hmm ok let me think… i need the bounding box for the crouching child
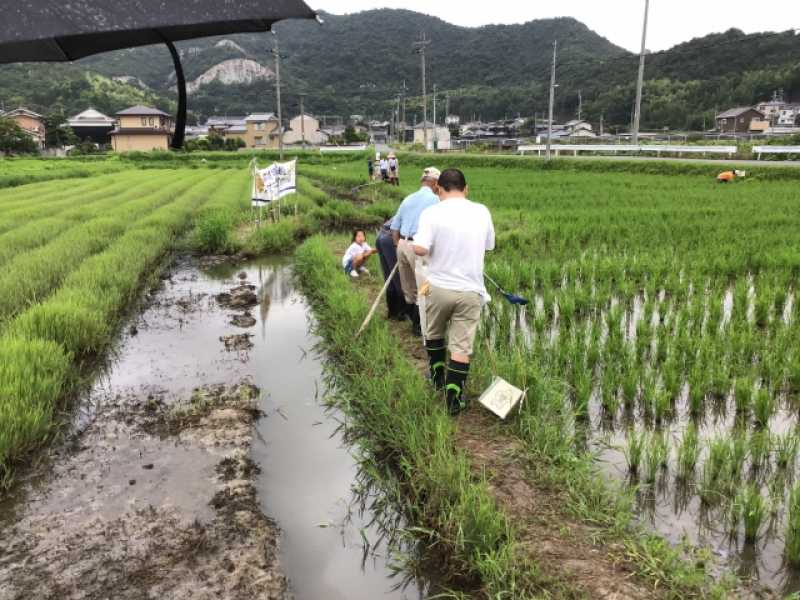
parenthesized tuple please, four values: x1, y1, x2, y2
(343, 229, 378, 279)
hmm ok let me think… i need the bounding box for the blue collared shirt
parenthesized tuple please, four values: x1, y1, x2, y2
(390, 187, 439, 238)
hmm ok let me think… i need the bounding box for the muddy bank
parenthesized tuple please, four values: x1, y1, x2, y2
(0, 382, 284, 600)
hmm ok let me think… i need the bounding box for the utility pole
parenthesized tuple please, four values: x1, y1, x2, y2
(546, 40, 557, 161)
(299, 93, 307, 150)
(632, 0, 650, 145)
(600, 112, 604, 137)
(413, 32, 431, 151)
(401, 79, 407, 126)
(395, 94, 401, 143)
(433, 83, 438, 150)
(577, 89, 582, 121)
(272, 33, 284, 160)
(445, 92, 450, 119)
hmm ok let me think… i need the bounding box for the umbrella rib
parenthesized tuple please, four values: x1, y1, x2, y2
(52, 36, 71, 61)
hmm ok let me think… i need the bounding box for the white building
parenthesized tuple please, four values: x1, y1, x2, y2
(283, 114, 329, 146)
(413, 121, 451, 150)
(778, 107, 799, 127)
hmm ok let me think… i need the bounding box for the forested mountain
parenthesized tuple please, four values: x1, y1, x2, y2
(1, 9, 798, 130)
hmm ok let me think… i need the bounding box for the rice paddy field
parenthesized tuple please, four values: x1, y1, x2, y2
(299, 155, 800, 592)
(3, 151, 800, 596)
(0, 161, 250, 487)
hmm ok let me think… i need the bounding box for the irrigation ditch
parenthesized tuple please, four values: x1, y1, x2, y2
(0, 253, 437, 599)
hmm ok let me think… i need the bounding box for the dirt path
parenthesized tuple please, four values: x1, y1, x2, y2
(340, 250, 660, 599)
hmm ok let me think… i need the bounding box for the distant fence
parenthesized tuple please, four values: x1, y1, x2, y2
(319, 144, 368, 153)
(519, 144, 737, 157)
(753, 146, 800, 160)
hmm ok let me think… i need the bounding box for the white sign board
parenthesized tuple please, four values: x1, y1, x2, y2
(252, 159, 297, 206)
(478, 377, 525, 420)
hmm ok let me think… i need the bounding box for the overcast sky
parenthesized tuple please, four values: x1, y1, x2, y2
(312, 0, 798, 52)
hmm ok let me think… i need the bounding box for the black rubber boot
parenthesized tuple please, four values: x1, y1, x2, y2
(425, 339, 447, 390)
(388, 293, 406, 321)
(410, 304, 422, 337)
(445, 360, 470, 415)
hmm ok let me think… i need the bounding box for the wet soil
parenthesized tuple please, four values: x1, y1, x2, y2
(0, 382, 285, 600)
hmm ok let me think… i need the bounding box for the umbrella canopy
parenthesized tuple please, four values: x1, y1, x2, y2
(0, 0, 317, 148)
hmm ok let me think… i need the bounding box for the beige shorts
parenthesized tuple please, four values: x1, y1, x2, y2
(397, 240, 418, 305)
(424, 284, 482, 356)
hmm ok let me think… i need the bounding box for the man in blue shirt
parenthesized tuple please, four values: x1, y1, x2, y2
(390, 167, 440, 336)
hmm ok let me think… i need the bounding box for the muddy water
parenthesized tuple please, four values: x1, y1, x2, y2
(125, 256, 424, 599)
(2, 256, 424, 600)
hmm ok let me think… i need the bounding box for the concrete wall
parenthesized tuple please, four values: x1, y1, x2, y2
(111, 133, 170, 152)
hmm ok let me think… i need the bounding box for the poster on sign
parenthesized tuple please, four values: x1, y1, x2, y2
(251, 159, 297, 207)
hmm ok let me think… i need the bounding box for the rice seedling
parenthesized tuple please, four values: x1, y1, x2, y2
(644, 432, 670, 484)
(662, 358, 682, 402)
(676, 424, 700, 481)
(573, 369, 593, 420)
(688, 367, 706, 418)
(653, 388, 673, 426)
(729, 433, 748, 482)
(753, 386, 776, 429)
(700, 437, 734, 505)
(786, 484, 800, 566)
(754, 294, 770, 329)
(624, 429, 647, 476)
(736, 484, 768, 544)
(734, 377, 753, 417)
(775, 432, 800, 472)
(621, 367, 639, 409)
(749, 430, 772, 474)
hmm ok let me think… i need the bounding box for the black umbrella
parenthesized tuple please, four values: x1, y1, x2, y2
(0, 1, 317, 148)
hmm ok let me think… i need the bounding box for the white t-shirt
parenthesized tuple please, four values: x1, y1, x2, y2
(414, 198, 495, 301)
(342, 242, 372, 268)
(380, 159, 389, 171)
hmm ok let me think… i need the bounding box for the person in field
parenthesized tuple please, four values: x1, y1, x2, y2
(342, 229, 377, 279)
(379, 157, 390, 182)
(375, 220, 406, 320)
(413, 168, 495, 415)
(390, 167, 441, 336)
(717, 169, 746, 183)
(367, 156, 374, 182)
(388, 153, 400, 186)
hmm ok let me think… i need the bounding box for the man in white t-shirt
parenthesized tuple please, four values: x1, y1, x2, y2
(413, 169, 495, 415)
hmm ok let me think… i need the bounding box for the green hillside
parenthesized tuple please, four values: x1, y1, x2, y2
(0, 63, 174, 119)
(0, 9, 798, 130)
